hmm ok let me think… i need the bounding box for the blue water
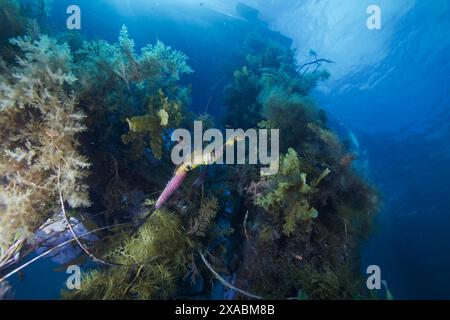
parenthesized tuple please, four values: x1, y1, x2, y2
(9, 258, 69, 300)
(6, 0, 450, 299)
(239, 0, 450, 299)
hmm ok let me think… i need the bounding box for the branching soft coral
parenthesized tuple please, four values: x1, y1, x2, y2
(0, 35, 90, 263)
(140, 39, 194, 84)
(0, 0, 52, 62)
(76, 25, 192, 93)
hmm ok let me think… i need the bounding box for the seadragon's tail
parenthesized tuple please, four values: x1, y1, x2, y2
(155, 168, 188, 210)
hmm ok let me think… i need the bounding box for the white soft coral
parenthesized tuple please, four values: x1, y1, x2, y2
(0, 35, 90, 266)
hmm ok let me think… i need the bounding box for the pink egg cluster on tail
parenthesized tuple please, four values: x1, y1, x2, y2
(155, 170, 188, 209)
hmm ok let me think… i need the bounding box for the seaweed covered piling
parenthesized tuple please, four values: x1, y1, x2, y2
(0, 0, 378, 300)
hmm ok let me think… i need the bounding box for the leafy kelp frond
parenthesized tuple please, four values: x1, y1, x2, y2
(122, 89, 185, 159)
(254, 148, 326, 236)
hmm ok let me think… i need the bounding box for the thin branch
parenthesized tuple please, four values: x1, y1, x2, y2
(56, 166, 159, 268)
(198, 250, 263, 300)
(243, 211, 257, 254)
(0, 239, 25, 271)
(297, 58, 335, 72)
(0, 225, 118, 283)
(57, 167, 123, 268)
